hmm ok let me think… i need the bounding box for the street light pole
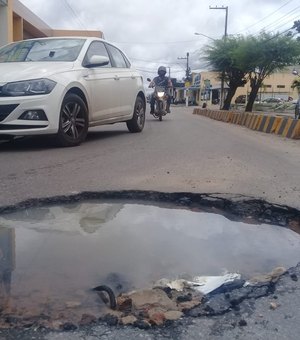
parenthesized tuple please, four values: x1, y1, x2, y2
(194, 32, 216, 41)
(209, 5, 228, 109)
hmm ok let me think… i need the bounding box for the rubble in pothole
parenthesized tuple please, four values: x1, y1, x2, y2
(97, 267, 288, 329)
(0, 265, 295, 330)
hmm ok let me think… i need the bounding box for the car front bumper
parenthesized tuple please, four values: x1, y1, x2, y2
(0, 84, 65, 136)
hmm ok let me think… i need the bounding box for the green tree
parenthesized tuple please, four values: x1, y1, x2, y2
(293, 20, 300, 33)
(236, 32, 300, 112)
(203, 37, 247, 110)
(291, 79, 300, 92)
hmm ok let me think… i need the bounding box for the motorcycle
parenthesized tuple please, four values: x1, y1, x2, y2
(147, 78, 168, 121)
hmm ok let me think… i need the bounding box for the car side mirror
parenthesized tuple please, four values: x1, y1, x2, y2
(84, 55, 110, 68)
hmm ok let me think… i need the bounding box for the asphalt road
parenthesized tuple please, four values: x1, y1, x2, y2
(0, 106, 300, 339)
(0, 105, 299, 209)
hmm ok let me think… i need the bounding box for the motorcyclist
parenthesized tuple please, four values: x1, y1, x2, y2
(149, 66, 173, 114)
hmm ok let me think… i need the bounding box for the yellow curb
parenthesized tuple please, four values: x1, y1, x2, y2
(274, 117, 285, 134)
(271, 117, 282, 133)
(282, 118, 294, 138)
(291, 120, 300, 139)
(263, 116, 271, 132)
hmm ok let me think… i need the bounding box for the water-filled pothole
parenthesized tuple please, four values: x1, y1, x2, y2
(0, 199, 299, 328)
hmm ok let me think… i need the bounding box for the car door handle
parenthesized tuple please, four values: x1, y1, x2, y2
(114, 76, 120, 80)
(131, 75, 136, 79)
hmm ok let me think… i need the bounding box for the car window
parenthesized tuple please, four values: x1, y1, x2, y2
(83, 41, 112, 67)
(0, 39, 85, 62)
(105, 44, 128, 68)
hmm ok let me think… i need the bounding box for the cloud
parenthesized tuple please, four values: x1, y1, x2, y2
(20, 0, 299, 79)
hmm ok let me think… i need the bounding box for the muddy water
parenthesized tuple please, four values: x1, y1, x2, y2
(0, 202, 300, 325)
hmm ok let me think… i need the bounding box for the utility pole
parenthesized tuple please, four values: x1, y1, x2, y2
(178, 52, 190, 81)
(167, 66, 171, 78)
(178, 52, 190, 107)
(209, 5, 228, 109)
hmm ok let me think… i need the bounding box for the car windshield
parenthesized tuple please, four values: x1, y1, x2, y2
(0, 38, 85, 62)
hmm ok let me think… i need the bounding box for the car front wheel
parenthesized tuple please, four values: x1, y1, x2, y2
(56, 93, 88, 147)
(126, 96, 145, 132)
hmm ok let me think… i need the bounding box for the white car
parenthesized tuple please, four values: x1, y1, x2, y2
(0, 37, 146, 146)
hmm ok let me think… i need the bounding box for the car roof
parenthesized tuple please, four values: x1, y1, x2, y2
(17, 36, 105, 42)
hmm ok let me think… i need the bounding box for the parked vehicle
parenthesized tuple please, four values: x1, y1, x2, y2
(261, 97, 284, 104)
(234, 95, 259, 104)
(0, 37, 146, 146)
(234, 95, 246, 104)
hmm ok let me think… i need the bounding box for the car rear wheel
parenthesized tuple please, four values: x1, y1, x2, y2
(56, 93, 88, 147)
(126, 96, 145, 132)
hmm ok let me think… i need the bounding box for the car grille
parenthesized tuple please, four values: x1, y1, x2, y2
(0, 104, 19, 122)
(0, 124, 48, 130)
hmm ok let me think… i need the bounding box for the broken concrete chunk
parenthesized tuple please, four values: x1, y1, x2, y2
(116, 295, 132, 312)
(120, 315, 137, 325)
(79, 313, 97, 326)
(147, 308, 166, 326)
(164, 310, 183, 321)
(246, 267, 286, 285)
(153, 278, 189, 291)
(178, 299, 202, 312)
(128, 289, 178, 312)
(270, 302, 278, 310)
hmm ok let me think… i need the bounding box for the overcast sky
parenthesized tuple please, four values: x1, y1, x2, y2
(20, 0, 299, 80)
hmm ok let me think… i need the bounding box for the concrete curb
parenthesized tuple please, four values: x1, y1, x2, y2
(193, 108, 300, 139)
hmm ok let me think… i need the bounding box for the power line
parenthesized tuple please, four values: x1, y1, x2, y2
(251, 5, 300, 35)
(235, 0, 295, 34)
(61, 0, 86, 30)
(267, 11, 300, 33)
(232, 3, 300, 38)
(61, 0, 98, 36)
(129, 57, 177, 64)
(129, 57, 189, 70)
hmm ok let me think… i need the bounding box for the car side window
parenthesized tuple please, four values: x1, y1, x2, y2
(106, 44, 128, 68)
(83, 41, 111, 67)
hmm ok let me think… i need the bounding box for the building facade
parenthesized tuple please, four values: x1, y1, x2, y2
(0, 0, 103, 47)
(185, 69, 300, 107)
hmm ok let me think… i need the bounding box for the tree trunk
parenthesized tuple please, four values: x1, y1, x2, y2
(245, 83, 261, 112)
(222, 85, 238, 110)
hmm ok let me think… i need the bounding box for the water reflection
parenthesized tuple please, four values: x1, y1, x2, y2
(0, 227, 14, 310)
(0, 202, 299, 320)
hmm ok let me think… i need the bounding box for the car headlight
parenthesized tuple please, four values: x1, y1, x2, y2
(2, 78, 57, 96)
